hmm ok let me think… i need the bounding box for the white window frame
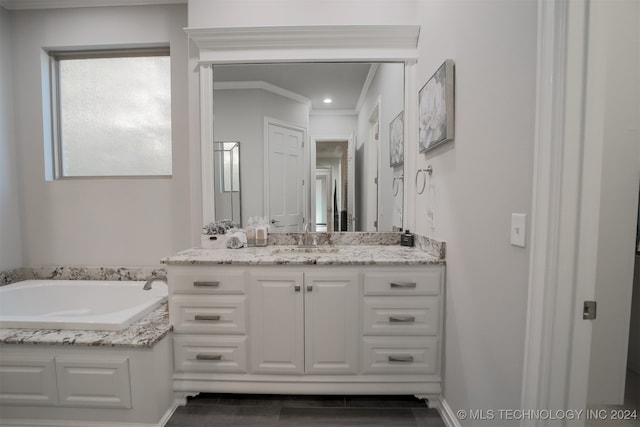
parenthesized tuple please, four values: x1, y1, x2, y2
(48, 47, 172, 179)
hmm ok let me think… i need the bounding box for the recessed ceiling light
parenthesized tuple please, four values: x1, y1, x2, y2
(323, 98, 332, 104)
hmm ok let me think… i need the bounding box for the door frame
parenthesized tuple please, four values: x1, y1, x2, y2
(263, 117, 307, 232)
(518, 0, 635, 424)
(314, 167, 332, 231)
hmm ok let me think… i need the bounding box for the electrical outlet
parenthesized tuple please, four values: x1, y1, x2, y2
(511, 213, 526, 247)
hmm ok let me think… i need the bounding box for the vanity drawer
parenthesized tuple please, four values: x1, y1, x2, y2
(363, 270, 441, 296)
(361, 337, 439, 375)
(174, 335, 247, 373)
(363, 296, 440, 336)
(170, 268, 247, 294)
(171, 295, 247, 334)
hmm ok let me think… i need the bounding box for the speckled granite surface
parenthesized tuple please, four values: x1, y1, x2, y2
(0, 268, 25, 286)
(0, 266, 167, 287)
(162, 244, 442, 266)
(0, 303, 171, 348)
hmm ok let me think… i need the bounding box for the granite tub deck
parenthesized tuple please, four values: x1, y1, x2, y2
(162, 245, 442, 266)
(0, 303, 171, 348)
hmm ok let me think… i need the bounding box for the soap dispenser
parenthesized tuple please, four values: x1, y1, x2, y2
(400, 230, 415, 247)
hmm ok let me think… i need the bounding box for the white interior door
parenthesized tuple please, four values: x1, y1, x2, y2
(266, 120, 305, 232)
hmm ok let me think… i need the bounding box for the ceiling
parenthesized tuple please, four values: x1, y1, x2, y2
(213, 63, 375, 112)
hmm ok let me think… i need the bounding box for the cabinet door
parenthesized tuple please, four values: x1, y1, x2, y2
(304, 271, 360, 374)
(249, 271, 304, 374)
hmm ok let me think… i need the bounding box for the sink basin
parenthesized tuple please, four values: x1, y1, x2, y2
(271, 247, 340, 256)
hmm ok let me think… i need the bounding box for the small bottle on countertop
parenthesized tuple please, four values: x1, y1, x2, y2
(255, 217, 268, 247)
(400, 230, 415, 247)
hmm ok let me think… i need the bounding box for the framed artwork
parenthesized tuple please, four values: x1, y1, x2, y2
(419, 59, 455, 153)
(389, 110, 404, 167)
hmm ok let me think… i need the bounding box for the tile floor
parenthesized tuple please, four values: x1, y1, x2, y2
(166, 394, 446, 427)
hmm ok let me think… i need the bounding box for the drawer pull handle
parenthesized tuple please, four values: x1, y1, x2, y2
(390, 281, 417, 288)
(388, 355, 414, 363)
(193, 281, 220, 287)
(196, 354, 222, 361)
(389, 315, 416, 323)
(194, 314, 221, 321)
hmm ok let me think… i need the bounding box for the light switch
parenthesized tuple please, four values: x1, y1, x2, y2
(511, 213, 526, 247)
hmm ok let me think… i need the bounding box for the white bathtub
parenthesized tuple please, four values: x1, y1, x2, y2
(0, 280, 168, 331)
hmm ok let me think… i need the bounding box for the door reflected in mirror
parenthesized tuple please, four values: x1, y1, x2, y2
(212, 62, 404, 232)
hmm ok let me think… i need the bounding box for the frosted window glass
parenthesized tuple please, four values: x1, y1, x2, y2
(58, 56, 172, 176)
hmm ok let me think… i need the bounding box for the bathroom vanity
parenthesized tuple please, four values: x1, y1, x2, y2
(162, 241, 445, 406)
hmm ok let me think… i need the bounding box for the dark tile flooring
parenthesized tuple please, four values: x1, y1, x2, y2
(166, 394, 446, 427)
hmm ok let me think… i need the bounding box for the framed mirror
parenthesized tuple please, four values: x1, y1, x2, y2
(211, 62, 405, 232)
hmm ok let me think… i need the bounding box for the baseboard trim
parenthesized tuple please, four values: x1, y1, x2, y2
(438, 396, 462, 427)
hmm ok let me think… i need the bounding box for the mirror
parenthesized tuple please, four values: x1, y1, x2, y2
(213, 141, 242, 226)
(212, 62, 404, 232)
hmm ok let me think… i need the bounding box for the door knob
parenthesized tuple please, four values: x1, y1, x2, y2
(307, 285, 313, 292)
(270, 219, 280, 224)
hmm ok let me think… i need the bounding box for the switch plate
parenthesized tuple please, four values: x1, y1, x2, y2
(511, 213, 526, 247)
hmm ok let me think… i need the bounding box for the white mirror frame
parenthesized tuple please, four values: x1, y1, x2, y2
(185, 25, 420, 227)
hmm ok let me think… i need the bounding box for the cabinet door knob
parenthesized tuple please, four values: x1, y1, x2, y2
(307, 285, 313, 292)
(294, 285, 301, 292)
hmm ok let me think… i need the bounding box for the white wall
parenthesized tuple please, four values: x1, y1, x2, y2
(357, 63, 404, 232)
(0, 6, 23, 271)
(11, 5, 191, 267)
(188, 0, 417, 28)
(213, 88, 309, 226)
(411, 1, 537, 424)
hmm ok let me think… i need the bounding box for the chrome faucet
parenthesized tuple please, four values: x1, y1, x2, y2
(298, 222, 317, 247)
(143, 275, 167, 290)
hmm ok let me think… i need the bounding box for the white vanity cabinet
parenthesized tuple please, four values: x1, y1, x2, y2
(249, 270, 359, 375)
(167, 262, 444, 403)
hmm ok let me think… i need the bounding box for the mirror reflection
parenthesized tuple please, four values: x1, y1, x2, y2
(212, 62, 404, 232)
(213, 141, 242, 226)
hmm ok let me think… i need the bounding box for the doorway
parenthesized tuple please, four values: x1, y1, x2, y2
(315, 169, 331, 232)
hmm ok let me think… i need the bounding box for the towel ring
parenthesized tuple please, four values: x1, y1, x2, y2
(392, 176, 404, 196)
(415, 165, 432, 195)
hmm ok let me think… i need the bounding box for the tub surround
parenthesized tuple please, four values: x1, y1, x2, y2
(0, 303, 170, 348)
(0, 267, 25, 286)
(0, 266, 167, 286)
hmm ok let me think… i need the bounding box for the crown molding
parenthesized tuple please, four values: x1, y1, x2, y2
(185, 25, 420, 64)
(214, 80, 311, 108)
(0, 0, 184, 10)
(310, 109, 357, 117)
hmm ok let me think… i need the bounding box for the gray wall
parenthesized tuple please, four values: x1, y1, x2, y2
(413, 1, 537, 424)
(213, 88, 309, 226)
(9, 4, 191, 267)
(0, 7, 23, 271)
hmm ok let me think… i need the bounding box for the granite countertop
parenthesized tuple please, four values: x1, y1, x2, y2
(161, 244, 443, 266)
(0, 303, 171, 348)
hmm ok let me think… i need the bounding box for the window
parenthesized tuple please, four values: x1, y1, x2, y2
(49, 49, 172, 178)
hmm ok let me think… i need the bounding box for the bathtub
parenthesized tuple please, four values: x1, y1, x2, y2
(0, 279, 168, 331)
